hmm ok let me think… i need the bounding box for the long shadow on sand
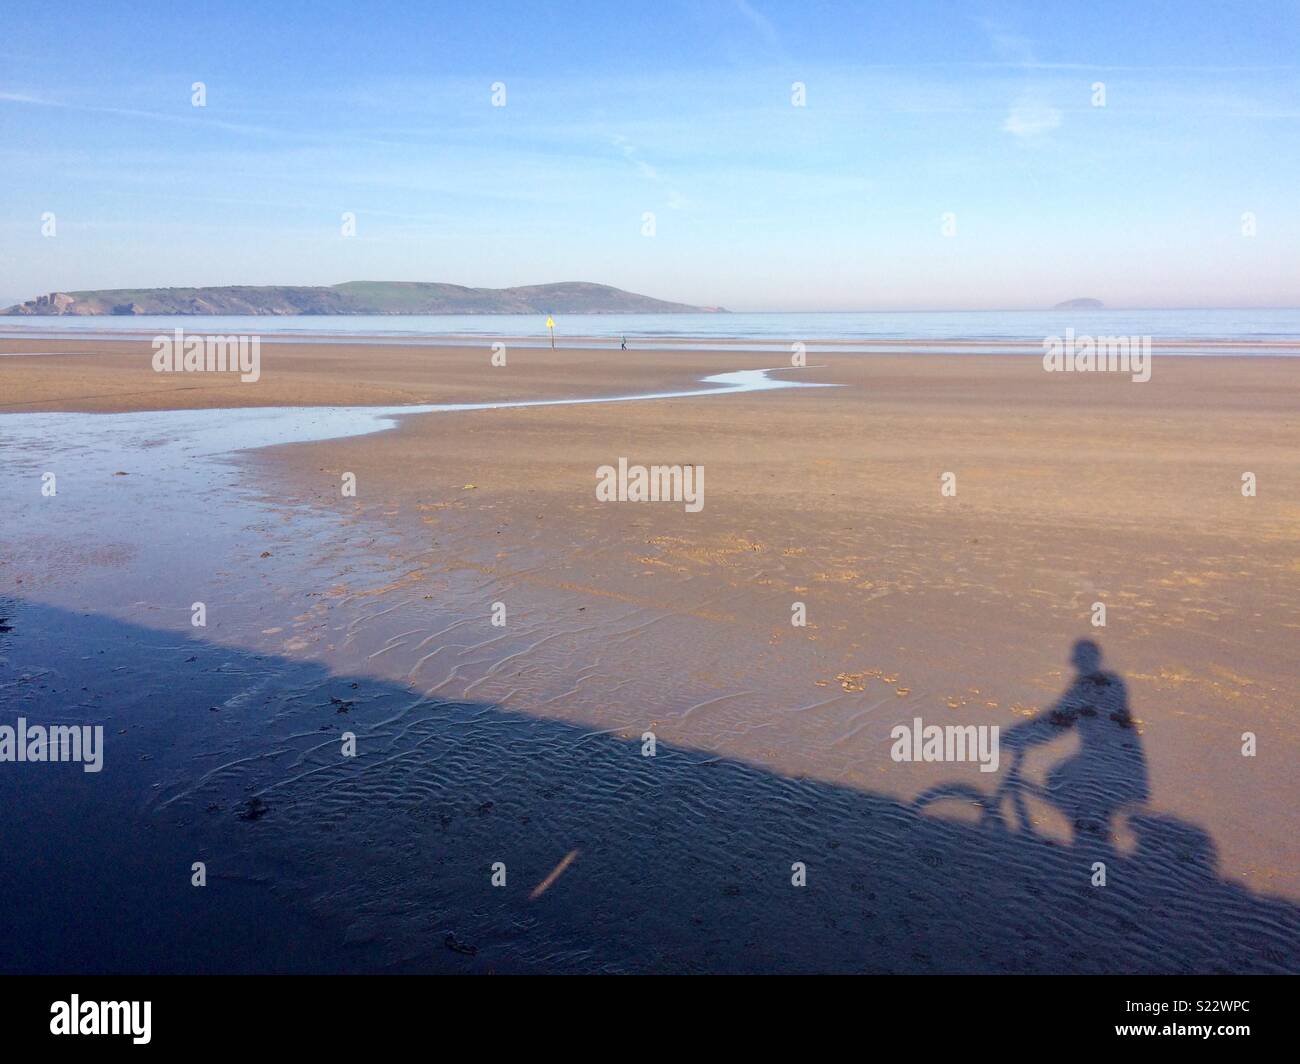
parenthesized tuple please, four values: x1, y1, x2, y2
(0, 599, 1296, 974)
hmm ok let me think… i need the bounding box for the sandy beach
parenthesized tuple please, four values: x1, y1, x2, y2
(2, 336, 1297, 973)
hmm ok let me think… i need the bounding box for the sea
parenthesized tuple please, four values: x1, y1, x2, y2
(3, 307, 1300, 350)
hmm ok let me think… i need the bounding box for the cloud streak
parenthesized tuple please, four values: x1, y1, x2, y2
(1002, 100, 1063, 137)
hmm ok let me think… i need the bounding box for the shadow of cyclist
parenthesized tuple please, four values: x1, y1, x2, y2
(1000, 638, 1149, 848)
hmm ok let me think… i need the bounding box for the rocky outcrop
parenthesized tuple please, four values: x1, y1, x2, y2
(9, 291, 80, 314)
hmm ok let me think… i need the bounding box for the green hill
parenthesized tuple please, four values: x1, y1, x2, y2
(2, 281, 725, 316)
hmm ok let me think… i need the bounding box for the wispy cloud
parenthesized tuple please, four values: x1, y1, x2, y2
(0, 88, 286, 138)
(975, 20, 1038, 67)
(610, 133, 687, 209)
(1002, 99, 1063, 137)
(734, 0, 780, 46)
(971, 20, 1065, 138)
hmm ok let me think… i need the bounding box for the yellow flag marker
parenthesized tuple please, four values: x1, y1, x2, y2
(546, 315, 555, 348)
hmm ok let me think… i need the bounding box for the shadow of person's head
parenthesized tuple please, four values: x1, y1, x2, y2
(1071, 637, 1102, 676)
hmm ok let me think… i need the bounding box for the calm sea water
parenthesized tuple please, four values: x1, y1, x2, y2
(3, 308, 1300, 346)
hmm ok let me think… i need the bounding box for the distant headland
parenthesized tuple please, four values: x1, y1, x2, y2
(1, 281, 727, 316)
(1053, 298, 1105, 310)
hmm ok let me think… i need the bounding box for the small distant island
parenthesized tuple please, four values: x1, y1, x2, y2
(1053, 298, 1105, 310)
(1, 281, 727, 316)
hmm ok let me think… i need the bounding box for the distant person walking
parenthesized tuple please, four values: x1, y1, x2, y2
(620, 336, 628, 351)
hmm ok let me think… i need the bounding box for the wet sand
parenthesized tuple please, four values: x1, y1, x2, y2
(0, 337, 723, 411)
(2, 337, 1297, 972)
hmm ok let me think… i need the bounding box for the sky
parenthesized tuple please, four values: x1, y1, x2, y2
(1, 0, 1298, 311)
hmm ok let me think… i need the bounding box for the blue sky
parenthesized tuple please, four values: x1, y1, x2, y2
(2, 0, 1298, 310)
